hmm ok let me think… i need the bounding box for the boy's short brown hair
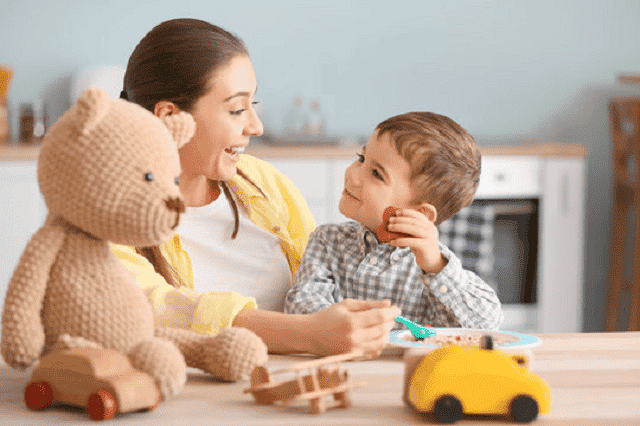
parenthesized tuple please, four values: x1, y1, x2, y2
(376, 112, 481, 225)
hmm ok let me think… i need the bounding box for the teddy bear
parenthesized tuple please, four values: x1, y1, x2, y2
(1, 87, 268, 401)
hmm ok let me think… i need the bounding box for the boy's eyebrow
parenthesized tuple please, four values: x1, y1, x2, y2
(362, 146, 390, 180)
(372, 159, 389, 180)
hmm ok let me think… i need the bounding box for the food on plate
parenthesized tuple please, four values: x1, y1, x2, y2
(400, 330, 519, 348)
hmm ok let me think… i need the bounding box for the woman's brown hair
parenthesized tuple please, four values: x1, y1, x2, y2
(122, 18, 258, 287)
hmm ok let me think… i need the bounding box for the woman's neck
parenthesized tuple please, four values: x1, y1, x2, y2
(179, 174, 221, 207)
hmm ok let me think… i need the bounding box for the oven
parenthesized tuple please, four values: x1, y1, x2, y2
(440, 198, 539, 329)
(439, 153, 586, 333)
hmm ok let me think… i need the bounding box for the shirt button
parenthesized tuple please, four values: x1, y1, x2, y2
(272, 226, 281, 232)
(369, 257, 378, 265)
(439, 285, 448, 294)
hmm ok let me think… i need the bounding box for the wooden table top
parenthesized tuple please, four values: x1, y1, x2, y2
(1, 332, 638, 425)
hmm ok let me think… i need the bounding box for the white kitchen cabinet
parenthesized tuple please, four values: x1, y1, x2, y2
(267, 158, 331, 225)
(0, 160, 47, 311)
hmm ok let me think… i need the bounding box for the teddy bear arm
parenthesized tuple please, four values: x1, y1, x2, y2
(155, 327, 268, 382)
(1, 220, 67, 369)
(154, 327, 211, 371)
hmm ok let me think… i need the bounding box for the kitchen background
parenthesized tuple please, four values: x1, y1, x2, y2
(2, 0, 640, 332)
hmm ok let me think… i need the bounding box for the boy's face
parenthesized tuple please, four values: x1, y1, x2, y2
(338, 130, 415, 232)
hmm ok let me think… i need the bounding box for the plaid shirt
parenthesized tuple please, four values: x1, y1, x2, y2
(284, 221, 503, 330)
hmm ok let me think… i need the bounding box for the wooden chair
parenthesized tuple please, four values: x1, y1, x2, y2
(606, 97, 640, 331)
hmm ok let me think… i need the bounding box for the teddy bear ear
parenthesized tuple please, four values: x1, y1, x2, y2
(74, 86, 112, 135)
(161, 112, 196, 149)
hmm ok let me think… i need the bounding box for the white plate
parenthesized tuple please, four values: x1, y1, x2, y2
(388, 328, 542, 349)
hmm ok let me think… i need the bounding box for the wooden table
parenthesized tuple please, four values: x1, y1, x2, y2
(1, 332, 639, 425)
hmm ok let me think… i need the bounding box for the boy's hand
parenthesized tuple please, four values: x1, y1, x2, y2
(377, 206, 410, 242)
(387, 207, 448, 274)
(306, 299, 400, 358)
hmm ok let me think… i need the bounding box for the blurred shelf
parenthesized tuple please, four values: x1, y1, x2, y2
(1, 140, 586, 161)
(618, 74, 640, 85)
(0, 143, 42, 161)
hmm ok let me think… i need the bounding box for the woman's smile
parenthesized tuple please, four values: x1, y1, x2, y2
(224, 145, 247, 161)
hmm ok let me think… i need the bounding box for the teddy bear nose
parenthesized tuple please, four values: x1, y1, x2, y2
(165, 196, 186, 229)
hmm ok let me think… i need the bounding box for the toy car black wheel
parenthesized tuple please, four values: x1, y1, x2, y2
(511, 394, 539, 423)
(434, 395, 463, 424)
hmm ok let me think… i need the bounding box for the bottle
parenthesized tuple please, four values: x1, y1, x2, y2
(282, 96, 307, 137)
(19, 103, 34, 144)
(306, 98, 325, 136)
(32, 99, 46, 142)
(0, 98, 8, 145)
(19, 100, 47, 145)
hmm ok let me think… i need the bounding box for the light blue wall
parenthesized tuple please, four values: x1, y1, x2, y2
(2, 0, 640, 331)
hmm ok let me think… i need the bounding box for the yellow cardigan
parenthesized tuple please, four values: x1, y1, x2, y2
(112, 154, 316, 335)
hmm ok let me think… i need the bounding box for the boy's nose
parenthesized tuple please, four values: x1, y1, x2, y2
(347, 161, 363, 186)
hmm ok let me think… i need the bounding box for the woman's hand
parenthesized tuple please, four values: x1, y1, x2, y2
(304, 299, 401, 358)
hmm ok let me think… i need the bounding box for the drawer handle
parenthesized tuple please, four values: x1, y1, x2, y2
(495, 173, 506, 182)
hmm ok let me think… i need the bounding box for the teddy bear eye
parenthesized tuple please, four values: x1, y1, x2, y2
(144, 172, 154, 182)
(174, 176, 180, 185)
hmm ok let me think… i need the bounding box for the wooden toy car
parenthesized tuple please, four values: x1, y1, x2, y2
(24, 347, 161, 420)
(403, 336, 551, 423)
(244, 352, 365, 414)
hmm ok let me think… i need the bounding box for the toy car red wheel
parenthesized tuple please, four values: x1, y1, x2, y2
(87, 390, 117, 420)
(510, 394, 538, 423)
(434, 395, 463, 424)
(24, 381, 53, 410)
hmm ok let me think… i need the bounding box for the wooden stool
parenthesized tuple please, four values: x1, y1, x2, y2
(606, 97, 640, 331)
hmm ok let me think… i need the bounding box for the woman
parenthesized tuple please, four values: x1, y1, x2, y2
(113, 18, 399, 357)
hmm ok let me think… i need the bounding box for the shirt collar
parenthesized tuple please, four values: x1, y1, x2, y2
(353, 222, 412, 256)
(354, 223, 382, 253)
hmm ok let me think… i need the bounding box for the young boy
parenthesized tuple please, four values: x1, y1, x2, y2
(284, 112, 502, 330)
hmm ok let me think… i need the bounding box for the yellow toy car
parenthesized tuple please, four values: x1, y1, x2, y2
(403, 335, 551, 423)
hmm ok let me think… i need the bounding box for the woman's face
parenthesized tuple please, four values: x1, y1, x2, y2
(179, 55, 263, 182)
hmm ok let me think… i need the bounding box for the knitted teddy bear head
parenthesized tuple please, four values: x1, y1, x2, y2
(37, 87, 194, 246)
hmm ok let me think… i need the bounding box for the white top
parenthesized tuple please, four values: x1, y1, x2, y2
(176, 191, 292, 312)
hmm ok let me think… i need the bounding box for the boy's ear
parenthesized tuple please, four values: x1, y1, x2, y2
(416, 203, 437, 224)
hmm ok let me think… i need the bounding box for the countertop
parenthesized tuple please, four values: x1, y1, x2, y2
(0, 141, 587, 161)
(1, 331, 638, 425)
